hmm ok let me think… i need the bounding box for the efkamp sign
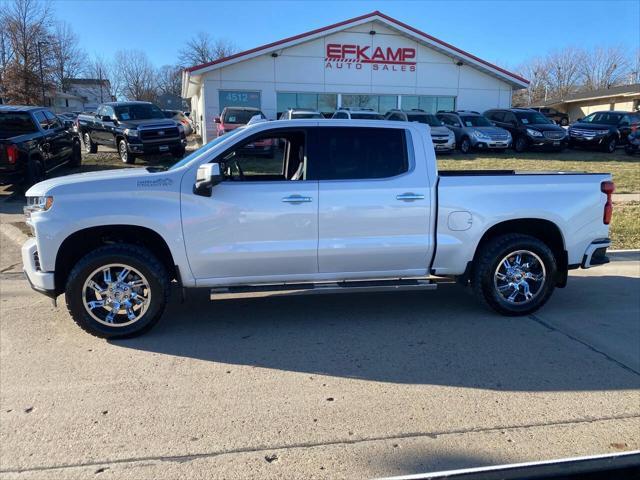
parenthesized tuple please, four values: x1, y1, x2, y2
(325, 43, 417, 72)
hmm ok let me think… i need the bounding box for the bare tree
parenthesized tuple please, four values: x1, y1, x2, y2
(49, 21, 87, 92)
(544, 47, 584, 100)
(178, 32, 236, 67)
(581, 46, 631, 90)
(85, 55, 116, 102)
(513, 57, 550, 106)
(0, 19, 15, 101)
(114, 50, 157, 101)
(0, 0, 52, 104)
(156, 64, 182, 97)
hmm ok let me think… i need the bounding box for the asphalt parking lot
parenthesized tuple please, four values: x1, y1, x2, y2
(0, 229, 638, 479)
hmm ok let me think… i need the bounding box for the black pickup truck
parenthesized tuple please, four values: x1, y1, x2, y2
(76, 101, 187, 164)
(0, 105, 81, 188)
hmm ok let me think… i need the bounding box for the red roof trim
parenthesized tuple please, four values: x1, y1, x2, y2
(185, 10, 529, 85)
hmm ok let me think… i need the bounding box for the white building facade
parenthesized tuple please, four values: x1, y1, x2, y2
(182, 11, 528, 143)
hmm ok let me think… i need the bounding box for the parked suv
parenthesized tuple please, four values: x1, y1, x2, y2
(532, 107, 569, 126)
(279, 108, 323, 120)
(215, 107, 266, 137)
(484, 108, 567, 152)
(568, 111, 640, 153)
(1, 105, 81, 188)
(437, 110, 511, 153)
(385, 109, 455, 153)
(331, 108, 384, 120)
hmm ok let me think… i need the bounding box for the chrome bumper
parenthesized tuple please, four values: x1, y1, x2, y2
(581, 239, 611, 268)
(22, 238, 56, 296)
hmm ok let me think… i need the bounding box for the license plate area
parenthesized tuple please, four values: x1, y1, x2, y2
(159, 145, 169, 152)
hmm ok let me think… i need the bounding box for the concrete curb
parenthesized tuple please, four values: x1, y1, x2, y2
(0, 222, 28, 246)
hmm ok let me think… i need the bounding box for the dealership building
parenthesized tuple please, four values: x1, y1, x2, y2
(182, 11, 529, 142)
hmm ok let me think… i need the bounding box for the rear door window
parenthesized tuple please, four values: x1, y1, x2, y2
(33, 111, 49, 130)
(308, 127, 408, 181)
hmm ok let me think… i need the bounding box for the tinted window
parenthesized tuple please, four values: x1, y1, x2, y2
(0, 112, 38, 137)
(406, 113, 441, 126)
(309, 127, 408, 181)
(487, 111, 503, 122)
(439, 114, 459, 127)
(44, 110, 62, 128)
(350, 113, 384, 120)
(516, 111, 550, 125)
(333, 112, 348, 119)
(460, 115, 491, 127)
(114, 103, 165, 121)
(580, 112, 623, 125)
(33, 111, 49, 130)
(222, 109, 264, 124)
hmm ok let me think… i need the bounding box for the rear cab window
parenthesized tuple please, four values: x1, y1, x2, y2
(308, 127, 408, 181)
(0, 112, 38, 137)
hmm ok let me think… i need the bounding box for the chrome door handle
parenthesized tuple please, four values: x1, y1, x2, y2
(282, 195, 312, 203)
(396, 193, 425, 201)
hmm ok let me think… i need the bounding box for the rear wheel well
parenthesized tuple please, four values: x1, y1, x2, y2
(55, 225, 177, 294)
(464, 219, 568, 286)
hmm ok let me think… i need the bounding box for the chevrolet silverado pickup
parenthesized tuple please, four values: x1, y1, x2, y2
(1, 105, 81, 188)
(77, 101, 187, 164)
(22, 119, 614, 338)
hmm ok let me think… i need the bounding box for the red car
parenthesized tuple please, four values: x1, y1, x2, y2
(214, 107, 273, 156)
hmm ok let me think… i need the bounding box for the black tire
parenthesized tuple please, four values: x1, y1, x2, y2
(604, 137, 617, 153)
(459, 137, 471, 154)
(560, 117, 569, 126)
(69, 140, 82, 167)
(118, 139, 135, 164)
(65, 244, 170, 339)
(625, 145, 636, 156)
(23, 157, 45, 189)
(471, 234, 557, 316)
(171, 146, 186, 159)
(83, 132, 97, 154)
(514, 136, 528, 153)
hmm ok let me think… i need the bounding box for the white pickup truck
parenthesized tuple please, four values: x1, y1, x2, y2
(22, 119, 614, 338)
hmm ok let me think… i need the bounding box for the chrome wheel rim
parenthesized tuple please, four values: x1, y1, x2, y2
(493, 250, 546, 305)
(84, 133, 91, 150)
(119, 142, 128, 161)
(82, 264, 151, 327)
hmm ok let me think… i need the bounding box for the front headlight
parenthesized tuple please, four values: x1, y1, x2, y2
(472, 130, 490, 139)
(526, 128, 543, 137)
(124, 128, 139, 137)
(448, 131, 455, 140)
(24, 196, 54, 220)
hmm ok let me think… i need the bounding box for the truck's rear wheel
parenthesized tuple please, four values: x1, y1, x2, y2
(69, 140, 82, 167)
(83, 132, 97, 154)
(459, 137, 471, 153)
(471, 234, 556, 316)
(65, 244, 170, 338)
(119, 139, 135, 164)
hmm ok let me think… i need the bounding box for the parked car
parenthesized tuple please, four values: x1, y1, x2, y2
(331, 108, 385, 120)
(624, 129, 640, 156)
(531, 107, 569, 126)
(215, 107, 272, 156)
(568, 111, 640, 153)
(22, 119, 613, 338)
(77, 101, 187, 164)
(385, 109, 455, 153)
(56, 113, 76, 130)
(484, 108, 568, 152)
(0, 105, 81, 188)
(163, 109, 193, 136)
(437, 110, 511, 153)
(279, 108, 323, 120)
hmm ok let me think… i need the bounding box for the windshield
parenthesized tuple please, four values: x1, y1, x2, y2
(291, 112, 323, 119)
(168, 128, 245, 171)
(579, 112, 623, 125)
(350, 113, 384, 120)
(516, 111, 552, 125)
(461, 115, 491, 127)
(0, 112, 38, 138)
(223, 109, 264, 124)
(114, 104, 165, 121)
(407, 114, 442, 127)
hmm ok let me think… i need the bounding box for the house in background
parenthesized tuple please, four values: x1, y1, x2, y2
(532, 83, 640, 122)
(157, 93, 189, 111)
(48, 78, 113, 113)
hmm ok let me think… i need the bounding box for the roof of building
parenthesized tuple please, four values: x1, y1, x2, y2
(66, 78, 111, 86)
(182, 11, 528, 96)
(532, 83, 640, 107)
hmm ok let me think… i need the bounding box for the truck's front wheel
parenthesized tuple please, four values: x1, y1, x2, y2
(65, 244, 170, 338)
(471, 234, 557, 316)
(118, 139, 135, 164)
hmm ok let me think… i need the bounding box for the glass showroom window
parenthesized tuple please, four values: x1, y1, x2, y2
(341, 94, 398, 114)
(219, 90, 261, 111)
(277, 93, 338, 118)
(401, 95, 456, 113)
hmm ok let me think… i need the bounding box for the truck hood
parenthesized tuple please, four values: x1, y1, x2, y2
(117, 119, 178, 129)
(26, 168, 162, 196)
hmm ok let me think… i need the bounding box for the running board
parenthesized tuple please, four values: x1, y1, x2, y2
(210, 279, 437, 300)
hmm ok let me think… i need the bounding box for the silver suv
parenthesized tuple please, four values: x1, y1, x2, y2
(437, 110, 511, 153)
(385, 109, 455, 153)
(332, 108, 385, 120)
(279, 108, 324, 120)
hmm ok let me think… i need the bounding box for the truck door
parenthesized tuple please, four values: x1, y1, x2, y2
(310, 126, 432, 277)
(43, 111, 72, 164)
(181, 128, 319, 282)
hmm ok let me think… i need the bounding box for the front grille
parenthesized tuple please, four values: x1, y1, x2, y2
(569, 128, 597, 138)
(139, 127, 180, 141)
(432, 136, 448, 144)
(488, 133, 510, 141)
(543, 131, 565, 140)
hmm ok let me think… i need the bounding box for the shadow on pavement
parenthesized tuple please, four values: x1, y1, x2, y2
(114, 276, 640, 392)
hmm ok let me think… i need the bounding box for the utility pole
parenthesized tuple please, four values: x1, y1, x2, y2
(37, 41, 49, 106)
(98, 65, 104, 103)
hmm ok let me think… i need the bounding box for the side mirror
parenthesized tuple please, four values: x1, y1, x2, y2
(214, 116, 221, 124)
(193, 163, 222, 197)
(102, 115, 113, 122)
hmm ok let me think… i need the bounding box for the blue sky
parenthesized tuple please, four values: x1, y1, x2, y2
(53, 0, 639, 71)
